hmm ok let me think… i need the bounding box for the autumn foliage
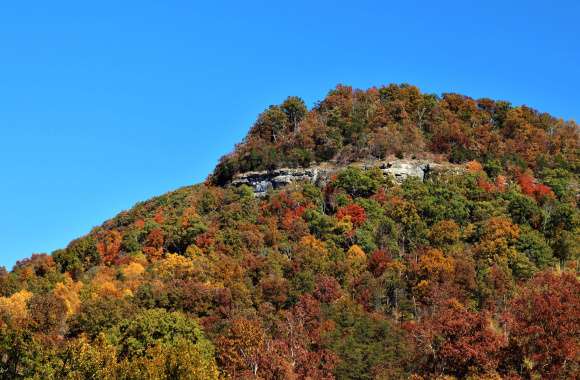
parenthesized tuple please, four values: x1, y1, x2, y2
(336, 204, 367, 226)
(406, 299, 507, 378)
(503, 271, 580, 378)
(517, 172, 555, 201)
(95, 230, 121, 265)
(0, 83, 578, 379)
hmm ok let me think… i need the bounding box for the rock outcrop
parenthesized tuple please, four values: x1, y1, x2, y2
(379, 160, 464, 181)
(229, 159, 463, 196)
(230, 167, 327, 197)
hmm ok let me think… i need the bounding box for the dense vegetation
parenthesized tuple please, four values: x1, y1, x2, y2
(1, 84, 578, 379)
(212, 84, 578, 184)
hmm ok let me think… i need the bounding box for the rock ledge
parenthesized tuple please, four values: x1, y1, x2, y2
(229, 159, 463, 196)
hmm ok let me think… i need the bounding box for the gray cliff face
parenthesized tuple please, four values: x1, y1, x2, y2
(229, 159, 462, 196)
(230, 167, 326, 197)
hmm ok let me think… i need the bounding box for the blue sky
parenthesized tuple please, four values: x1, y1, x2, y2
(0, 1, 578, 269)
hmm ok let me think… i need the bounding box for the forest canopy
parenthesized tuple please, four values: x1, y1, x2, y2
(1, 83, 578, 379)
(212, 84, 578, 186)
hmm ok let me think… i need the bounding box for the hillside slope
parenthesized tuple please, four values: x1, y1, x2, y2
(1, 84, 579, 379)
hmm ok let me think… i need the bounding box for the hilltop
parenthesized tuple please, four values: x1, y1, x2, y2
(0, 84, 578, 379)
(212, 84, 578, 185)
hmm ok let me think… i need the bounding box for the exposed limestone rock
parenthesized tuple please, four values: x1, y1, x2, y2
(380, 160, 430, 181)
(379, 160, 465, 181)
(230, 167, 328, 197)
(229, 159, 463, 196)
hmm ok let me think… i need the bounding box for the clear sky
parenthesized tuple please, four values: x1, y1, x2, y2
(0, 1, 578, 269)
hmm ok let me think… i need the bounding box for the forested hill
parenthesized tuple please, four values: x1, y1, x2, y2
(0, 84, 579, 379)
(212, 83, 578, 185)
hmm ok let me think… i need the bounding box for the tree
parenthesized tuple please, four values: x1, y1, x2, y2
(507, 194, 543, 228)
(336, 203, 367, 227)
(263, 296, 337, 379)
(119, 337, 219, 380)
(516, 225, 553, 269)
(260, 275, 289, 309)
(314, 275, 342, 303)
(474, 216, 520, 266)
(96, 230, 122, 265)
(68, 296, 135, 339)
(502, 271, 579, 379)
(281, 96, 308, 132)
(0, 326, 42, 379)
(143, 228, 164, 261)
(324, 299, 410, 379)
(27, 292, 68, 336)
(115, 309, 213, 361)
(428, 220, 460, 247)
(52, 275, 82, 317)
(0, 290, 32, 328)
(407, 299, 507, 378)
(517, 172, 555, 202)
(416, 248, 455, 282)
(53, 236, 100, 276)
(552, 229, 579, 263)
(50, 335, 120, 380)
(540, 168, 574, 201)
(216, 318, 266, 378)
(345, 244, 368, 279)
(251, 105, 288, 143)
(334, 167, 382, 197)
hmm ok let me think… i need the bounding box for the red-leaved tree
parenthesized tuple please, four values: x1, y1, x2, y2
(502, 271, 579, 379)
